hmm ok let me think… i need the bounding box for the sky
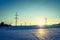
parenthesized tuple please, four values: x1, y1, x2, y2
(0, 0, 60, 25)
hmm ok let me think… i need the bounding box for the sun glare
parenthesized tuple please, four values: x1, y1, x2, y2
(37, 21, 45, 26)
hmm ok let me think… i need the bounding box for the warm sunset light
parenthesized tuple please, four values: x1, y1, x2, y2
(37, 18, 45, 26)
(0, 0, 60, 40)
(0, 0, 60, 25)
(38, 21, 45, 26)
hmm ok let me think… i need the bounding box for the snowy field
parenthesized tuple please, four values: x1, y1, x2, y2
(0, 27, 60, 40)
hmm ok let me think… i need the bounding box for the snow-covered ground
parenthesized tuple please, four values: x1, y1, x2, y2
(0, 27, 60, 40)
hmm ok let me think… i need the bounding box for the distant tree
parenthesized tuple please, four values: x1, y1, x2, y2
(0, 22, 4, 27)
(58, 23, 60, 25)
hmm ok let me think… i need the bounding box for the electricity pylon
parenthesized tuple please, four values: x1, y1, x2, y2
(15, 12, 18, 26)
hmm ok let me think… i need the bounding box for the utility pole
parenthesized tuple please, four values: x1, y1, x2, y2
(15, 12, 18, 26)
(25, 22, 26, 26)
(10, 21, 11, 25)
(20, 23, 22, 26)
(45, 17, 47, 25)
(30, 22, 31, 26)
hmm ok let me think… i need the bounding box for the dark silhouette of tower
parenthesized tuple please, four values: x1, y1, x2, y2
(15, 12, 18, 26)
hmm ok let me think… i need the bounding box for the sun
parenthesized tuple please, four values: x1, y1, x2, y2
(37, 21, 45, 26)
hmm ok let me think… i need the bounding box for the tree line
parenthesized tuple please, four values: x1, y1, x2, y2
(0, 22, 11, 27)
